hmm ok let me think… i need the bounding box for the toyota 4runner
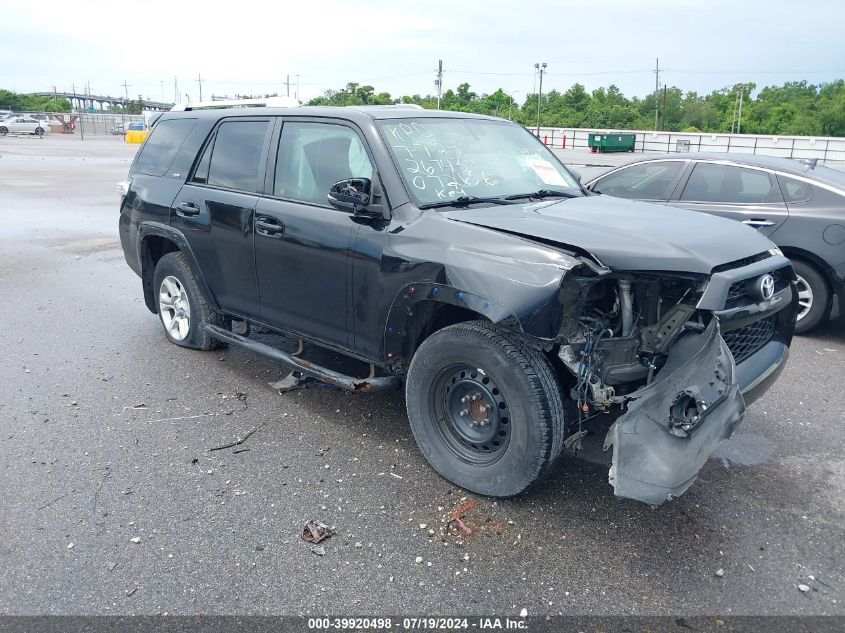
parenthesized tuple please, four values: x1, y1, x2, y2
(119, 101, 798, 505)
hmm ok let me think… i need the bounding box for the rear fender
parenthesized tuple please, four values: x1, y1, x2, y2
(137, 222, 218, 314)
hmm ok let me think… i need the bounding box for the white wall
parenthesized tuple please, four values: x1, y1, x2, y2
(533, 127, 845, 164)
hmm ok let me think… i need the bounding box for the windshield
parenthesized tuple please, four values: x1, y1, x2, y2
(377, 117, 581, 206)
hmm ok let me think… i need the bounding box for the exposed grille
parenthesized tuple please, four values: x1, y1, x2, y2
(726, 282, 748, 301)
(722, 316, 776, 363)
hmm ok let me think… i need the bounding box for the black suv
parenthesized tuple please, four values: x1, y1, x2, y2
(119, 104, 798, 505)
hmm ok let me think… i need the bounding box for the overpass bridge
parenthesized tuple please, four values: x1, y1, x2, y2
(29, 91, 173, 111)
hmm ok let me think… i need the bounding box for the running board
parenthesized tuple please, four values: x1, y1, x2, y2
(203, 325, 401, 392)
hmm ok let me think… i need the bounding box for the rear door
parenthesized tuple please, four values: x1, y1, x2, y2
(254, 118, 376, 349)
(668, 161, 788, 237)
(171, 117, 272, 318)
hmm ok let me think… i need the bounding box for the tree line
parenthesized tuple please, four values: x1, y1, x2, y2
(308, 80, 845, 137)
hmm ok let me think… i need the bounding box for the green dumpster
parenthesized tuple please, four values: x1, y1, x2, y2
(587, 132, 636, 153)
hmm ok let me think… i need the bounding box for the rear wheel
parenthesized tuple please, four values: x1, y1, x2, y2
(153, 252, 221, 350)
(0, 127, 7, 136)
(792, 259, 830, 334)
(405, 321, 565, 497)
(34, 127, 44, 136)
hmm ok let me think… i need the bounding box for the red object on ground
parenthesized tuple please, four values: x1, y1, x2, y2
(543, 134, 548, 145)
(562, 135, 567, 149)
(453, 501, 476, 535)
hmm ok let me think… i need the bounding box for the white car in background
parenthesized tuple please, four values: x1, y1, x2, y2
(0, 115, 50, 136)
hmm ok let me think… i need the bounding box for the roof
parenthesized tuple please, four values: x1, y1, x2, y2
(621, 151, 845, 190)
(158, 104, 497, 124)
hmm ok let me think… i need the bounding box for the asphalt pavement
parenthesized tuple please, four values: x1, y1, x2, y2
(0, 135, 843, 616)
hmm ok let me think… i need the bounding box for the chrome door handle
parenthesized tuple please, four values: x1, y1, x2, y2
(742, 218, 776, 227)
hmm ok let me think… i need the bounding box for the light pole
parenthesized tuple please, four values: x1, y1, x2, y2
(503, 89, 520, 120)
(535, 62, 547, 136)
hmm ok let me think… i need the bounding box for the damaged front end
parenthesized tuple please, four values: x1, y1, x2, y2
(604, 319, 744, 505)
(554, 266, 774, 506)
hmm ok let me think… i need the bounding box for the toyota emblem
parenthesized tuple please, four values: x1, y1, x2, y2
(757, 274, 775, 301)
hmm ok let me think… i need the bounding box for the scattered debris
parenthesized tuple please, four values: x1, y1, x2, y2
(451, 501, 477, 535)
(107, 562, 119, 572)
(390, 473, 404, 480)
(130, 537, 141, 544)
(207, 427, 257, 452)
(66, 542, 74, 550)
(125, 587, 137, 597)
(311, 545, 326, 556)
(415, 556, 423, 564)
(270, 372, 316, 393)
(519, 608, 528, 617)
(715, 568, 725, 578)
(301, 520, 333, 544)
(419, 523, 428, 530)
(123, 403, 147, 411)
(36, 493, 67, 510)
(798, 583, 811, 593)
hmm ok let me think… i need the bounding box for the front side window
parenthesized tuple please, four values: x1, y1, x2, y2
(273, 121, 373, 205)
(134, 118, 197, 177)
(205, 120, 269, 192)
(376, 118, 581, 206)
(592, 161, 683, 200)
(680, 162, 774, 204)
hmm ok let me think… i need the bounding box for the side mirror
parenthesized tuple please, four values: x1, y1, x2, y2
(328, 178, 372, 213)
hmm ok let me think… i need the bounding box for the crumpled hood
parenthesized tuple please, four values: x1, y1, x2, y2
(442, 196, 775, 274)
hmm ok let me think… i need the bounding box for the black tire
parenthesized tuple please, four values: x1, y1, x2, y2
(153, 251, 221, 350)
(0, 127, 7, 136)
(792, 259, 830, 334)
(405, 320, 566, 497)
(34, 127, 44, 136)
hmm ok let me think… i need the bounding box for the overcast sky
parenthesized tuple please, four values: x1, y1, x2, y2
(2, 0, 843, 104)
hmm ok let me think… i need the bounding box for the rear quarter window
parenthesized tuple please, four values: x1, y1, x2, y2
(134, 118, 197, 177)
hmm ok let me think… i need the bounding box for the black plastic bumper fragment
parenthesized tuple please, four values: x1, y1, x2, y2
(604, 319, 746, 505)
(204, 325, 402, 392)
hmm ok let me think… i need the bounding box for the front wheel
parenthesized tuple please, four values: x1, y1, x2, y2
(34, 127, 44, 136)
(0, 127, 7, 136)
(153, 251, 221, 350)
(405, 321, 566, 497)
(792, 259, 830, 334)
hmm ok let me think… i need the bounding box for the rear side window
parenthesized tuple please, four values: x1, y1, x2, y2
(135, 118, 197, 176)
(205, 121, 269, 192)
(680, 163, 775, 204)
(592, 161, 683, 200)
(777, 175, 812, 203)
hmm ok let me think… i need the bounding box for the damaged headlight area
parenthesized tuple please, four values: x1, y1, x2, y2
(556, 272, 747, 505)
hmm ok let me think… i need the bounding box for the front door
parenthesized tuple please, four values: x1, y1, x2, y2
(254, 119, 376, 350)
(170, 117, 272, 317)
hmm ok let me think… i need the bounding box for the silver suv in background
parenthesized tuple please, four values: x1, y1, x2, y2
(584, 153, 845, 332)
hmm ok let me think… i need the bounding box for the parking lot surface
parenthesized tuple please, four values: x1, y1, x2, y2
(1, 136, 843, 615)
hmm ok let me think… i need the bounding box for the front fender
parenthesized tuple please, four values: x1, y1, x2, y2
(383, 282, 523, 363)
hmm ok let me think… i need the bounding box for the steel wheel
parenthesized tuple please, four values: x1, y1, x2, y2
(795, 274, 813, 322)
(0, 127, 7, 136)
(158, 275, 191, 341)
(432, 364, 510, 465)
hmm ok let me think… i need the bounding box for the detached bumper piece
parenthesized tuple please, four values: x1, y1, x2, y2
(604, 319, 746, 506)
(204, 325, 401, 392)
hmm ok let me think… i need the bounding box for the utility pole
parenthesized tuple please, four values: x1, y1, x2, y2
(284, 74, 292, 97)
(435, 59, 443, 109)
(736, 83, 744, 134)
(196, 73, 203, 102)
(535, 62, 547, 136)
(653, 58, 660, 131)
(122, 79, 130, 106)
(174, 76, 179, 104)
(296, 74, 300, 101)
